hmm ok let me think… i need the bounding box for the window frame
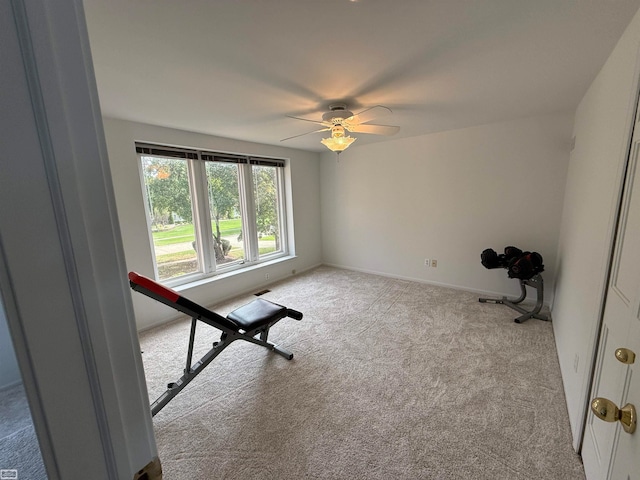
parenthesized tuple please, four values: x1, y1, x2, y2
(136, 143, 289, 286)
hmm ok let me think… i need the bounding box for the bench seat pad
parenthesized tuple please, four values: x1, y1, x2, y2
(227, 298, 287, 331)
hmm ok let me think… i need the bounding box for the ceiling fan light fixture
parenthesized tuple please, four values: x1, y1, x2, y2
(321, 125, 356, 153)
(321, 135, 356, 152)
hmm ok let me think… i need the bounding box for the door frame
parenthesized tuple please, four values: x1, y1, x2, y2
(1, 1, 158, 478)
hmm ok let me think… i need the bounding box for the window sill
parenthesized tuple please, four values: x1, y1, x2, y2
(172, 255, 297, 293)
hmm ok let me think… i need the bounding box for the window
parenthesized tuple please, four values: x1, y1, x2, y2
(137, 144, 288, 285)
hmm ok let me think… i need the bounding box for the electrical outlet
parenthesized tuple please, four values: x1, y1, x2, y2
(424, 258, 430, 267)
(265, 273, 270, 280)
(431, 259, 438, 268)
(574, 354, 579, 372)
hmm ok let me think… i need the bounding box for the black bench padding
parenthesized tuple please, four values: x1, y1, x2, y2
(227, 298, 288, 330)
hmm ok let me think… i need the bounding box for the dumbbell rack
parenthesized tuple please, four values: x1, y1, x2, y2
(479, 273, 550, 323)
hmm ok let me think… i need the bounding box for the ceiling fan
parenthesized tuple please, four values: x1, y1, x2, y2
(281, 103, 400, 154)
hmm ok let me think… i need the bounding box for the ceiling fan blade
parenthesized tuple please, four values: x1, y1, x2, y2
(280, 128, 330, 142)
(348, 105, 392, 125)
(286, 115, 330, 126)
(346, 124, 400, 136)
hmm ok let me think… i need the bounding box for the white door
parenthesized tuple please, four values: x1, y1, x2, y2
(581, 105, 640, 479)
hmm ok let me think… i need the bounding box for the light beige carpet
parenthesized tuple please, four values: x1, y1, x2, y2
(139, 266, 585, 480)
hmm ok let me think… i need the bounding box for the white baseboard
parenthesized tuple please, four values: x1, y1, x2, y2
(321, 262, 551, 307)
(0, 379, 23, 392)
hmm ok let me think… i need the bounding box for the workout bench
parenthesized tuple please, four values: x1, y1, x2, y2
(128, 272, 303, 416)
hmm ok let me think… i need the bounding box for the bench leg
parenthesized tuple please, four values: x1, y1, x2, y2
(243, 331, 294, 360)
(151, 334, 234, 416)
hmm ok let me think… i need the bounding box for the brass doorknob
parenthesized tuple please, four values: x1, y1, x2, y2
(615, 347, 636, 364)
(591, 397, 636, 434)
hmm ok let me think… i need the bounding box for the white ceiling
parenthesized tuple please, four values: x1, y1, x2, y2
(83, 0, 640, 153)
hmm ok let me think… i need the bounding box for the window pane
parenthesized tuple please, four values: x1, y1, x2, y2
(206, 162, 244, 266)
(252, 165, 282, 258)
(140, 156, 198, 280)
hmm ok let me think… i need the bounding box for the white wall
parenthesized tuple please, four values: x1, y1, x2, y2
(552, 7, 640, 448)
(103, 118, 322, 329)
(321, 113, 572, 301)
(0, 298, 21, 389)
